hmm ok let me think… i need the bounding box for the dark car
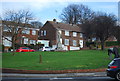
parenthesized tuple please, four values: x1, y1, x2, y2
(16, 47, 35, 52)
(106, 58, 120, 81)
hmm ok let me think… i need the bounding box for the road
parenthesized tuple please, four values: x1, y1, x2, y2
(2, 77, 116, 81)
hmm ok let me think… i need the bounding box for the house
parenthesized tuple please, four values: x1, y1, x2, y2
(2, 21, 39, 52)
(39, 19, 84, 51)
(107, 36, 117, 42)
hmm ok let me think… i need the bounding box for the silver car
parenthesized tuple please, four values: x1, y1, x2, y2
(39, 47, 54, 51)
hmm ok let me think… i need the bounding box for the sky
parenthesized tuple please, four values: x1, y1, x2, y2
(1, 0, 120, 24)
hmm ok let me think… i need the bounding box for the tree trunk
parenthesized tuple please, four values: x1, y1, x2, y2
(12, 38, 15, 55)
(101, 40, 105, 50)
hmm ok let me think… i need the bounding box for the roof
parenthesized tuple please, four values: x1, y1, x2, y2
(46, 21, 83, 32)
(2, 20, 39, 29)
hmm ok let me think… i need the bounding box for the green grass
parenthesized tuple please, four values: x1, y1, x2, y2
(2, 50, 112, 71)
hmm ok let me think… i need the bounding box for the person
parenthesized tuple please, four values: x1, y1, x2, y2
(108, 47, 120, 60)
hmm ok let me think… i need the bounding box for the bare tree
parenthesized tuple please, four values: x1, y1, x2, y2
(91, 12, 117, 50)
(31, 21, 43, 28)
(2, 9, 34, 55)
(60, 4, 94, 24)
(113, 26, 120, 45)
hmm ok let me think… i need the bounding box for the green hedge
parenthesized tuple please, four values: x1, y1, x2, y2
(105, 41, 119, 47)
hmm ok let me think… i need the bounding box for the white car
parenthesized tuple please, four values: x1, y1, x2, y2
(39, 47, 54, 51)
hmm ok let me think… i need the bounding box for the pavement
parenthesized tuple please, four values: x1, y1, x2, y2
(1, 72, 107, 78)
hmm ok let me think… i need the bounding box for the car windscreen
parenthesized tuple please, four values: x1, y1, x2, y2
(22, 48, 29, 49)
(45, 47, 50, 48)
(109, 60, 118, 66)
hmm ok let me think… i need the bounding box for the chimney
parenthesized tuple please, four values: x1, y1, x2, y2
(53, 19, 56, 22)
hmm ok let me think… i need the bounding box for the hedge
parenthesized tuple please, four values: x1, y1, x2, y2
(105, 41, 120, 47)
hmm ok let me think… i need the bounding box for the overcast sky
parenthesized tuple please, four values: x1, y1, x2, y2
(1, 0, 119, 24)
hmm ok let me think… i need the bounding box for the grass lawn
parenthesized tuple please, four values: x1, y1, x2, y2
(2, 50, 112, 71)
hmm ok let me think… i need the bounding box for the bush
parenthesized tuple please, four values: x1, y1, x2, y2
(105, 41, 119, 47)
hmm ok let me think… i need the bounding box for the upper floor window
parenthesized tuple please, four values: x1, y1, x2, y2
(73, 32, 77, 37)
(41, 30, 43, 36)
(22, 29, 30, 34)
(32, 30, 36, 35)
(3, 25, 11, 32)
(44, 30, 47, 36)
(80, 33, 83, 38)
(3, 37, 12, 46)
(65, 30, 69, 36)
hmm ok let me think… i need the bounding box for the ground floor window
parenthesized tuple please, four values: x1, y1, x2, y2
(64, 39, 69, 45)
(73, 40, 77, 46)
(30, 40, 36, 45)
(24, 38, 28, 44)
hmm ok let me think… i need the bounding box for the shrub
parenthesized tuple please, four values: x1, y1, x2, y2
(105, 41, 119, 47)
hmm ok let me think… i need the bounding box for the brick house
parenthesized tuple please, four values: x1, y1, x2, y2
(2, 21, 39, 51)
(39, 19, 84, 50)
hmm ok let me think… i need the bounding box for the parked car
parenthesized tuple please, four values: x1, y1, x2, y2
(106, 58, 120, 81)
(39, 47, 54, 51)
(16, 47, 35, 52)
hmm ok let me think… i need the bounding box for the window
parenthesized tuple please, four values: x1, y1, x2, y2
(3, 25, 11, 32)
(32, 30, 36, 35)
(22, 29, 30, 34)
(73, 32, 77, 37)
(3, 37, 12, 46)
(65, 30, 69, 36)
(44, 30, 47, 36)
(24, 38, 28, 44)
(73, 40, 77, 46)
(65, 39, 69, 45)
(41, 31, 43, 36)
(30, 40, 36, 45)
(80, 33, 83, 38)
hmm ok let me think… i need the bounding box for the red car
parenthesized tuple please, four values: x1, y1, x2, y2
(16, 47, 35, 52)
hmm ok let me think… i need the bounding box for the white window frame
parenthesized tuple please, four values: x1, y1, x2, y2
(41, 30, 43, 36)
(3, 25, 11, 32)
(32, 30, 36, 35)
(22, 29, 30, 34)
(3, 37, 12, 46)
(44, 30, 47, 36)
(65, 30, 69, 36)
(73, 40, 77, 46)
(64, 39, 69, 45)
(24, 38, 28, 44)
(73, 32, 77, 37)
(80, 33, 83, 38)
(30, 40, 36, 45)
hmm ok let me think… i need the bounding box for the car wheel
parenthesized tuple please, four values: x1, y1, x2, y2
(116, 71, 120, 81)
